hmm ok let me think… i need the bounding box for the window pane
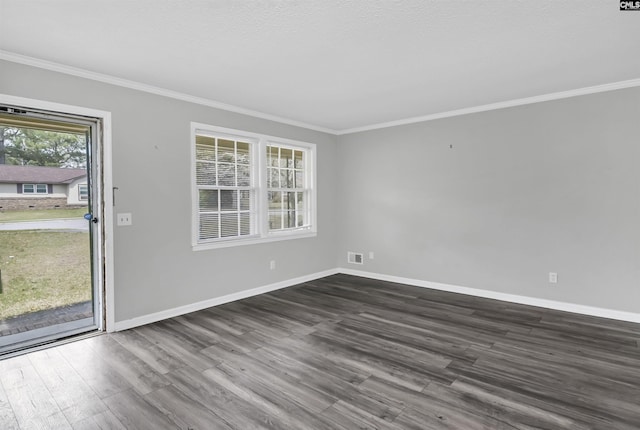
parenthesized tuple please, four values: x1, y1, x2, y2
(280, 170, 288, 189)
(239, 190, 250, 210)
(196, 161, 216, 185)
(200, 213, 219, 240)
(199, 190, 219, 211)
(295, 170, 304, 188)
(237, 164, 250, 186)
(286, 211, 296, 228)
(280, 148, 293, 168)
(286, 192, 295, 210)
(240, 212, 251, 235)
(195, 136, 216, 161)
(218, 163, 235, 186)
(267, 146, 279, 167)
(23, 184, 34, 193)
(268, 167, 279, 188)
(297, 213, 305, 227)
(268, 191, 282, 210)
(36, 184, 48, 193)
(220, 213, 238, 237)
(218, 139, 235, 163)
(294, 150, 304, 169)
(269, 212, 282, 230)
(237, 141, 250, 164)
(220, 190, 237, 211)
(287, 170, 295, 188)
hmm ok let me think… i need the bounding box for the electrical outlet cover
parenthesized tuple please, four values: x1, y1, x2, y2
(117, 213, 132, 226)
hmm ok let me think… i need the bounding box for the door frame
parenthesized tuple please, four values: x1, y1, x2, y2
(0, 93, 115, 332)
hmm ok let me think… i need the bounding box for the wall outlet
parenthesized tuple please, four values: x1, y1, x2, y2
(348, 252, 364, 265)
(369, 251, 375, 260)
(549, 272, 558, 284)
(117, 213, 132, 226)
(270, 260, 276, 270)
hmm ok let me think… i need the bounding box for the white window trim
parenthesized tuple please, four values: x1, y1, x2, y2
(191, 123, 317, 251)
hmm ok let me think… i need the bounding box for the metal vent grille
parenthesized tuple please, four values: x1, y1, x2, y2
(347, 252, 363, 265)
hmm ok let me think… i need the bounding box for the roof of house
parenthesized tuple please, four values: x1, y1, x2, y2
(0, 165, 86, 184)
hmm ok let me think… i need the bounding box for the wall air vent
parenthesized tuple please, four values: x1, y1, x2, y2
(347, 252, 364, 265)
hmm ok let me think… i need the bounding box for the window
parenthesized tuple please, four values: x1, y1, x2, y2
(267, 145, 309, 231)
(194, 134, 255, 241)
(23, 184, 48, 194)
(192, 124, 316, 250)
(78, 184, 89, 201)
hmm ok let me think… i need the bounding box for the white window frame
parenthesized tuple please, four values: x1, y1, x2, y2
(266, 142, 312, 234)
(23, 183, 48, 194)
(191, 123, 317, 251)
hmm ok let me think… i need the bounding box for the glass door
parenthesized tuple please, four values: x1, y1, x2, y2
(0, 106, 102, 355)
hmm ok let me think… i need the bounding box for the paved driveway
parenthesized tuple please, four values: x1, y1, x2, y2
(0, 218, 89, 231)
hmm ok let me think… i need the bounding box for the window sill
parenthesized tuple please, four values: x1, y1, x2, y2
(192, 230, 317, 251)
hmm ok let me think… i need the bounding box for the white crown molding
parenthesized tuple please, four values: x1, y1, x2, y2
(0, 50, 338, 135)
(2, 50, 639, 136)
(339, 268, 640, 324)
(337, 78, 640, 135)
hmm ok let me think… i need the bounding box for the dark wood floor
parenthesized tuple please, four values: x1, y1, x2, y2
(1, 274, 639, 429)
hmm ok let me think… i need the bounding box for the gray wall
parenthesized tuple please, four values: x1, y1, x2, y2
(337, 88, 640, 313)
(0, 60, 338, 322)
(3, 58, 639, 320)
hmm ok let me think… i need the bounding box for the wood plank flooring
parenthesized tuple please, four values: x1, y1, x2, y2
(1, 273, 639, 429)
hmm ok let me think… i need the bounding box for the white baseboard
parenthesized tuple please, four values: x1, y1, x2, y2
(338, 268, 640, 324)
(113, 268, 339, 331)
(114, 266, 640, 331)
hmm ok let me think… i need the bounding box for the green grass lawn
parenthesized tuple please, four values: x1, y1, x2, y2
(0, 230, 91, 320)
(0, 208, 87, 223)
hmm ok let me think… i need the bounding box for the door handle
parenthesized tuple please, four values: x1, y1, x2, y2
(84, 213, 99, 223)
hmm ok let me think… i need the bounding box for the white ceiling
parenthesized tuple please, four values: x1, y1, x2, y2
(1, 1, 639, 133)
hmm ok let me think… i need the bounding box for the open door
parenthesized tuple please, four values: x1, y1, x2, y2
(0, 105, 105, 355)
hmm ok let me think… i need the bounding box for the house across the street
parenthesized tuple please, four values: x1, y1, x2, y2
(0, 164, 87, 210)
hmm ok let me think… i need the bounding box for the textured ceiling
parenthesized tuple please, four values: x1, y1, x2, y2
(1, 0, 639, 133)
